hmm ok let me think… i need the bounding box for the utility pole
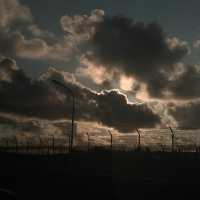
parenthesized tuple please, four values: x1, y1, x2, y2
(51, 80, 75, 152)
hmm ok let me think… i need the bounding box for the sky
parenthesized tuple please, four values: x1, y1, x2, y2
(0, 0, 200, 135)
(22, 0, 200, 39)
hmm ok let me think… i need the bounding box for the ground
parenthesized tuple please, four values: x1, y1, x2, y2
(0, 151, 200, 199)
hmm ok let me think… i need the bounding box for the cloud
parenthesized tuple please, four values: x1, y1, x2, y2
(60, 11, 200, 101)
(77, 15, 193, 99)
(193, 40, 200, 48)
(0, 5, 198, 132)
(0, 2, 198, 101)
(0, 28, 76, 62)
(76, 55, 117, 85)
(15, 32, 76, 61)
(0, 0, 32, 28)
(92, 17, 188, 67)
(0, 58, 61, 118)
(0, 58, 18, 82)
(0, 112, 113, 143)
(0, 58, 160, 132)
(0, 0, 78, 62)
(95, 90, 160, 132)
(61, 9, 104, 42)
(0, 4, 196, 100)
(169, 101, 200, 128)
(165, 64, 200, 99)
(41, 67, 161, 132)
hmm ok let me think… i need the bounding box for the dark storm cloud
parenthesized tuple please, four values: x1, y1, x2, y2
(95, 90, 160, 132)
(0, 58, 160, 132)
(0, 58, 60, 118)
(90, 17, 188, 70)
(82, 15, 195, 99)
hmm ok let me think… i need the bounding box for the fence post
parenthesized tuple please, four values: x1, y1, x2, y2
(169, 127, 175, 152)
(108, 131, 113, 150)
(136, 129, 141, 149)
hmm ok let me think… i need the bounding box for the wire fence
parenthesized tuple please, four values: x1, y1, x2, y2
(1, 127, 200, 154)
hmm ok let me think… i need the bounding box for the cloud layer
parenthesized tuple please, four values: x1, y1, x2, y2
(0, 58, 160, 132)
(168, 101, 200, 129)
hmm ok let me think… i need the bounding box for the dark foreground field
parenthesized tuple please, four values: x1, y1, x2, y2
(1, 151, 200, 200)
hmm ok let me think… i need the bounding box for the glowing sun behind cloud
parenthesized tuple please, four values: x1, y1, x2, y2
(136, 84, 150, 102)
(119, 75, 134, 91)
